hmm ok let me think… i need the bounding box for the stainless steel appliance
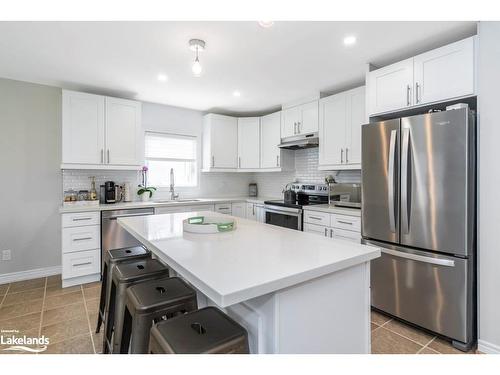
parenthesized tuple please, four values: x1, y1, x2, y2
(361, 107, 476, 351)
(264, 183, 329, 231)
(278, 133, 319, 149)
(330, 183, 361, 208)
(100, 181, 123, 204)
(101, 208, 155, 270)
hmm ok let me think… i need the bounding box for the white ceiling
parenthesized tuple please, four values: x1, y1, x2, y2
(0, 21, 476, 115)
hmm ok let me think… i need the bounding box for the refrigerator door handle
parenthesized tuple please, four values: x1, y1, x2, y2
(401, 127, 411, 234)
(381, 248, 455, 267)
(388, 129, 397, 232)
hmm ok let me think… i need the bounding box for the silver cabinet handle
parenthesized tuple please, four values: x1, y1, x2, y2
(337, 220, 353, 225)
(382, 249, 455, 267)
(297, 121, 301, 134)
(341, 148, 344, 163)
(388, 129, 397, 233)
(101, 149, 104, 163)
(276, 155, 279, 167)
(406, 84, 411, 106)
(294, 122, 297, 135)
(212, 156, 215, 167)
(330, 229, 334, 238)
(73, 261, 92, 267)
(401, 127, 411, 234)
(345, 148, 349, 163)
(107, 149, 110, 164)
(253, 205, 255, 216)
(324, 227, 328, 237)
(238, 156, 241, 168)
(73, 217, 92, 221)
(73, 237, 92, 242)
(308, 216, 323, 221)
(415, 82, 420, 104)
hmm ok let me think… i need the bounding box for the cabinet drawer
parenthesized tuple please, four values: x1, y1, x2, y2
(214, 203, 232, 215)
(304, 223, 329, 237)
(62, 225, 100, 254)
(62, 248, 100, 279)
(331, 214, 361, 232)
(304, 210, 330, 226)
(62, 211, 100, 228)
(331, 228, 361, 243)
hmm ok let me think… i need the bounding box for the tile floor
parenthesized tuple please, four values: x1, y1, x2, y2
(0, 276, 478, 354)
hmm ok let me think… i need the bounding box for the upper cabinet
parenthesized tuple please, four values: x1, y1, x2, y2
(281, 100, 319, 138)
(202, 114, 238, 171)
(238, 117, 260, 169)
(62, 90, 142, 169)
(260, 111, 295, 171)
(319, 86, 365, 170)
(367, 37, 475, 116)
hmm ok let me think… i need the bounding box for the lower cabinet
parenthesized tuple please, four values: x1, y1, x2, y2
(303, 210, 361, 244)
(231, 202, 247, 218)
(246, 203, 265, 223)
(214, 203, 232, 215)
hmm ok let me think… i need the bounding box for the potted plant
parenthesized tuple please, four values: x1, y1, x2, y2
(138, 166, 157, 202)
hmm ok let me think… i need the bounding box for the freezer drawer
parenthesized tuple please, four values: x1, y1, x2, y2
(367, 240, 473, 344)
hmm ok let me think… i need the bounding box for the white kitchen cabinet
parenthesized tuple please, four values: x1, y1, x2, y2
(202, 114, 238, 171)
(231, 202, 247, 218)
(62, 90, 142, 169)
(281, 100, 319, 138)
(319, 86, 365, 170)
(367, 36, 475, 116)
(246, 203, 265, 222)
(238, 117, 260, 169)
(260, 111, 295, 172)
(303, 209, 361, 244)
(214, 203, 232, 215)
(105, 97, 142, 166)
(246, 203, 257, 220)
(155, 204, 215, 215)
(413, 37, 474, 105)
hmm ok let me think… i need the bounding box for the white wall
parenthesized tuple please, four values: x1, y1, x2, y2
(478, 21, 500, 354)
(0, 78, 62, 277)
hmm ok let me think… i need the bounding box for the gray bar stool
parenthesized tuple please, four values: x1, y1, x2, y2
(103, 258, 169, 354)
(119, 276, 198, 353)
(148, 306, 249, 354)
(96, 245, 150, 334)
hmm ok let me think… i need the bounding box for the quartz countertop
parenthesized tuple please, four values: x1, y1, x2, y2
(59, 196, 277, 213)
(303, 204, 362, 217)
(117, 211, 380, 307)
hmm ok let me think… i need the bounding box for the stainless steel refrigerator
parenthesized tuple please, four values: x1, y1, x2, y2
(361, 108, 476, 351)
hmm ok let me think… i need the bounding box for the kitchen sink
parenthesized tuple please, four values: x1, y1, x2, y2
(154, 199, 201, 203)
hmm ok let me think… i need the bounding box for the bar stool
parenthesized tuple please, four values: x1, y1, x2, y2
(96, 245, 150, 334)
(103, 258, 169, 354)
(119, 276, 198, 354)
(148, 306, 249, 354)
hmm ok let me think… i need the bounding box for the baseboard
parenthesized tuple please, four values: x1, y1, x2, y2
(478, 339, 500, 354)
(0, 265, 62, 284)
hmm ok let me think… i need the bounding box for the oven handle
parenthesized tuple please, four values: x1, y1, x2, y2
(264, 207, 302, 217)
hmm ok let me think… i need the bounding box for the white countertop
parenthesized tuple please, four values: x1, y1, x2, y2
(118, 212, 380, 307)
(59, 196, 277, 213)
(303, 204, 362, 217)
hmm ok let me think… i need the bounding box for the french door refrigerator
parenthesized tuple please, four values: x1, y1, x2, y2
(361, 108, 476, 351)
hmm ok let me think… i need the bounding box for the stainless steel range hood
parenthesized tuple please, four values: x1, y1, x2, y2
(278, 132, 319, 150)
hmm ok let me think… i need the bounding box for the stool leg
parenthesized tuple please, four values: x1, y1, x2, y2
(96, 263, 108, 333)
(120, 306, 133, 354)
(129, 314, 153, 354)
(112, 283, 127, 354)
(103, 280, 116, 354)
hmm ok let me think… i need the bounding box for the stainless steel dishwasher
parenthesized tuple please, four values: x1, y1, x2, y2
(101, 208, 155, 269)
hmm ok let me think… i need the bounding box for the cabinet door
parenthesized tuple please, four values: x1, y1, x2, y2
(299, 100, 319, 134)
(345, 87, 365, 166)
(304, 223, 329, 237)
(255, 205, 265, 223)
(211, 115, 238, 169)
(105, 97, 142, 165)
(319, 93, 347, 167)
(368, 58, 414, 115)
(260, 111, 281, 168)
(62, 90, 105, 164)
(238, 117, 260, 169)
(231, 202, 247, 218)
(414, 37, 474, 105)
(281, 106, 299, 138)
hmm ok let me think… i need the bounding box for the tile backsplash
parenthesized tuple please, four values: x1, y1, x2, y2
(62, 148, 360, 200)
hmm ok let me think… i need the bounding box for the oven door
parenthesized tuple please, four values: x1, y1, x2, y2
(264, 206, 302, 231)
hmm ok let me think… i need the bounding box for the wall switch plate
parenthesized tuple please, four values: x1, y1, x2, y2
(2, 250, 11, 261)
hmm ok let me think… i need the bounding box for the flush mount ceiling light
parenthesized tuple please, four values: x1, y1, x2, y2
(232, 90, 241, 97)
(189, 39, 205, 77)
(258, 20, 274, 28)
(343, 35, 357, 46)
(157, 73, 168, 82)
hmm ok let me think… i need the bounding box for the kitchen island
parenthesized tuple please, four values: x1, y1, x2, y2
(118, 211, 380, 354)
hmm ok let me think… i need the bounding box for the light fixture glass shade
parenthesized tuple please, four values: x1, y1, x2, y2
(192, 57, 202, 77)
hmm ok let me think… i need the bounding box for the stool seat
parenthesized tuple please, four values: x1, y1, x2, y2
(108, 245, 149, 261)
(149, 307, 249, 354)
(113, 259, 167, 283)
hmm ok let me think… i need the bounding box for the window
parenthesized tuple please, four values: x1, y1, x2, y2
(145, 132, 198, 188)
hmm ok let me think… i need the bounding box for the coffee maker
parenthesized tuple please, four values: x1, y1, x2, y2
(100, 181, 122, 204)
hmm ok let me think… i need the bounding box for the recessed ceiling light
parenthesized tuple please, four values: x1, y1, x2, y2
(157, 74, 168, 82)
(233, 91, 241, 97)
(258, 21, 274, 28)
(343, 35, 357, 46)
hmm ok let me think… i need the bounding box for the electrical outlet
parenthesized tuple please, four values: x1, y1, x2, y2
(2, 250, 12, 261)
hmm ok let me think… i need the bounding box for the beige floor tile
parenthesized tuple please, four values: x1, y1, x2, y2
(41, 316, 90, 345)
(82, 282, 101, 289)
(42, 302, 87, 327)
(45, 284, 81, 297)
(46, 274, 62, 286)
(428, 338, 476, 354)
(9, 278, 46, 293)
(419, 347, 440, 354)
(383, 319, 435, 346)
(371, 327, 423, 354)
(371, 323, 380, 331)
(83, 286, 101, 301)
(0, 284, 9, 295)
(43, 334, 94, 354)
(0, 299, 43, 321)
(0, 312, 41, 333)
(85, 298, 99, 315)
(44, 290, 83, 310)
(2, 288, 45, 307)
(371, 310, 391, 326)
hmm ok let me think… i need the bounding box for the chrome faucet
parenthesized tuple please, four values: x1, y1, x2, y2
(169, 168, 179, 200)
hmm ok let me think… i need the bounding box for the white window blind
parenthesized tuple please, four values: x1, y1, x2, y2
(145, 132, 198, 188)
